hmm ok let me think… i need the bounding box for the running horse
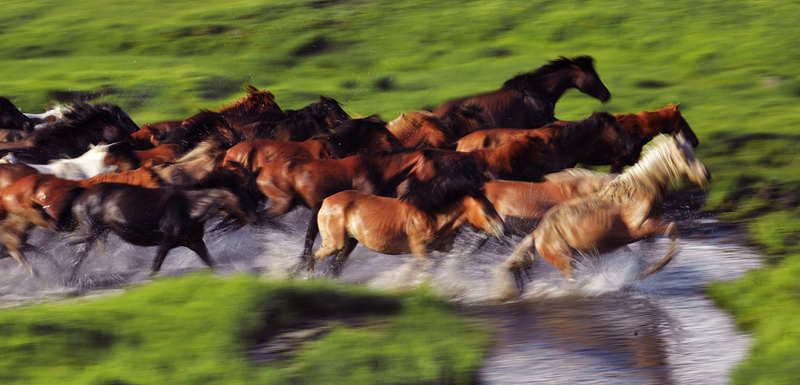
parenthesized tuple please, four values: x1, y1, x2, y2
(304, 172, 505, 277)
(432, 56, 611, 130)
(387, 111, 458, 148)
(495, 134, 710, 300)
(67, 169, 257, 281)
(0, 167, 163, 276)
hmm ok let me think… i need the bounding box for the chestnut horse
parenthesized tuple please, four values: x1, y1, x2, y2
(0, 167, 163, 276)
(387, 111, 458, 148)
(496, 134, 710, 299)
(67, 170, 257, 281)
(432, 56, 611, 130)
(448, 112, 631, 181)
(222, 116, 402, 171)
(305, 175, 505, 277)
(579, 104, 700, 172)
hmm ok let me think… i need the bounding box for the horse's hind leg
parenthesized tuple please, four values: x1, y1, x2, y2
(0, 217, 36, 277)
(150, 243, 174, 275)
(184, 233, 214, 270)
(329, 238, 358, 277)
(294, 202, 323, 274)
(636, 220, 678, 280)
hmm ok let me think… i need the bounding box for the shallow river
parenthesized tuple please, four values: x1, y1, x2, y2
(0, 206, 761, 384)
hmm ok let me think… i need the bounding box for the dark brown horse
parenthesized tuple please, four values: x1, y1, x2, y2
(305, 177, 504, 277)
(0, 97, 34, 134)
(160, 110, 243, 156)
(432, 56, 611, 130)
(0, 167, 163, 276)
(67, 170, 257, 281)
(496, 134, 710, 300)
(0, 102, 138, 164)
(578, 104, 700, 172)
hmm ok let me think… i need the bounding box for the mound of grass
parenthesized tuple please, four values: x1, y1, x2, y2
(0, 273, 489, 385)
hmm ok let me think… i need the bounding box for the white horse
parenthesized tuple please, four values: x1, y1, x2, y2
(26, 143, 119, 180)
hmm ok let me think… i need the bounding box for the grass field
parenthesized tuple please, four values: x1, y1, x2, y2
(3, 0, 800, 383)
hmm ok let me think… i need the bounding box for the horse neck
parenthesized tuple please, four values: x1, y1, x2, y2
(606, 146, 681, 200)
(535, 68, 581, 103)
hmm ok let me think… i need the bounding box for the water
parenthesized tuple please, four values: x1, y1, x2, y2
(0, 210, 761, 384)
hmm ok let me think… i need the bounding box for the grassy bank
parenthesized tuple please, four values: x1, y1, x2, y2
(0, 273, 489, 384)
(3, 0, 800, 383)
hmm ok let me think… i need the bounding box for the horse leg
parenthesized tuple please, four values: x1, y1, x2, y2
(150, 243, 174, 276)
(184, 233, 214, 270)
(501, 234, 538, 291)
(0, 217, 36, 277)
(329, 238, 358, 277)
(636, 220, 678, 280)
(293, 202, 322, 274)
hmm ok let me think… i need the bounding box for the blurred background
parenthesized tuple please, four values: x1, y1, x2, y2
(1, 0, 800, 383)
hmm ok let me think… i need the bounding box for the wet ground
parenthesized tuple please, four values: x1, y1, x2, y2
(0, 191, 761, 384)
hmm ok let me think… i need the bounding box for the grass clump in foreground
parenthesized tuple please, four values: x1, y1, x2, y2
(0, 272, 489, 385)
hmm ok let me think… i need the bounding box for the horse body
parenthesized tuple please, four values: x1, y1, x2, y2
(309, 186, 504, 275)
(497, 134, 710, 298)
(68, 179, 256, 278)
(432, 56, 611, 130)
(484, 169, 618, 235)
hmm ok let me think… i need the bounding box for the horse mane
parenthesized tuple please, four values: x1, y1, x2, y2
(29, 103, 133, 147)
(388, 111, 441, 134)
(501, 56, 596, 93)
(439, 103, 485, 134)
(543, 168, 618, 196)
(400, 167, 485, 216)
(217, 85, 281, 116)
(599, 135, 683, 200)
(554, 111, 616, 147)
(295, 96, 350, 127)
(163, 110, 242, 153)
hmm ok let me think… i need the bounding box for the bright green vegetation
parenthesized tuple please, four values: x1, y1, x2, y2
(3, 0, 800, 383)
(0, 273, 489, 384)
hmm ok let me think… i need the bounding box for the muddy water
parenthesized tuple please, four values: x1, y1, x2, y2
(0, 209, 761, 384)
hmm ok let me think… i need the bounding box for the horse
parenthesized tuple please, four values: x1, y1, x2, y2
(495, 134, 710, 300)
(0, 97, 34, 134)
(484, 169, 618, 236)
(149, 140, 229, 184)
(578, 104, 699, 173)
(441, 112, 629, 182)
(387, 111, 457, 148)
(134, 143, 181, 167)
(0, 102, 137, 164)
(0, 167, 164, 276)
(222, 116, 403, 171)
(160, 110, 243, 156)
(24, 143, 131, 180)
(66, 170, 257, 281)
(304, 173, 505, 277)
(432, 56, 611, 130)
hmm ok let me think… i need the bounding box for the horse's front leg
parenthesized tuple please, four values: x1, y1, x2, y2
(635, 220, 678, 280)
(0, 216, 36, 277)
(183, 233, 214, 269)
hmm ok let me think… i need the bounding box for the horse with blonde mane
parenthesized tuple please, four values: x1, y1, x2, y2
(387, 111, 457, 148)
(495, 134, 710, 300)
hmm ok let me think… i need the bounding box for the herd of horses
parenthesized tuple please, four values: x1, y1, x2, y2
(0, 56, 710, 300)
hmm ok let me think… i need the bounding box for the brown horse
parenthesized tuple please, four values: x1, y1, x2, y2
(306, 176, 505, 276)
(0, 167, 163, 276)
(496, 134, 710, 300)
(160, 111, 243, 156)
(446, 112, 630, 181)
(387, 111, 458, 148)
(484, 169, 618, 236)
(67, 170, 257, 281)
(580, 104, 700, 172)
(222, 116, 402, 171)
(149, 140, 228, 185)
(432, 56, 611, 130)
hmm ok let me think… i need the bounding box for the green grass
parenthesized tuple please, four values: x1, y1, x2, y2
(0, 273, 489, 385)
(4, 0, 800, 383)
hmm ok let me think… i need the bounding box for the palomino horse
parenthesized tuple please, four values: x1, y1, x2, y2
(0, 167, 163, 276)
(222, 116, 402, 171)
(484, 169, 618, 236)
(496, 134, 710, 300)
(305, 175, 505, 276)
(67, 170, 257, 281)
(387, 111, 458, 148)
(432, 56, 611, 130)
(580, 104, 699, 173)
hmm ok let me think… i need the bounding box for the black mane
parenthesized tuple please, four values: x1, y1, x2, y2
(501, 56, 597, 93)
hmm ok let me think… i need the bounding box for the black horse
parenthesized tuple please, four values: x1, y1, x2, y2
(0, 97, 34, 134)
(432, 56, 611, 131)
(66, 169, 257, 281)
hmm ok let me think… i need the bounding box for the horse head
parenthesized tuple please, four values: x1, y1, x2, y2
(671, 133, 710, 188)
(665, 104, 699, 148)
(570, 56, 611, 103)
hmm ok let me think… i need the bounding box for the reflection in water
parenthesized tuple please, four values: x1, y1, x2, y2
(0, 210, 760, 384)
